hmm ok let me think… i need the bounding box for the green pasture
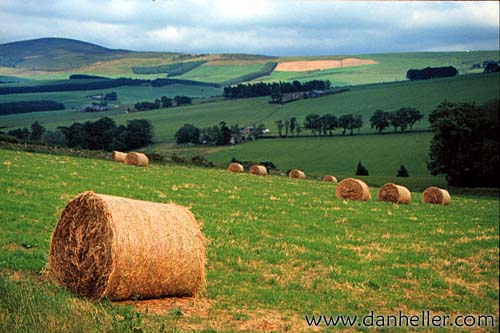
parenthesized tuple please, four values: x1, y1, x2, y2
(0, 149, 498, 332)
(175, 63, 266, 83)
(2, 73, 496, 144)
(262, 51, 498, 86)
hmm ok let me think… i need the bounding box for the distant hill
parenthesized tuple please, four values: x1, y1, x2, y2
(0, 37, 179, 71)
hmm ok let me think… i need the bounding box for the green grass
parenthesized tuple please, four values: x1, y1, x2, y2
(3, 72, 496, 143)
(0, 148, 498, 332)
(203, 132, 439, 188)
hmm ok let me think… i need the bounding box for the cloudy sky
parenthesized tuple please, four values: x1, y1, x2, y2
(0, 0, 498, 56)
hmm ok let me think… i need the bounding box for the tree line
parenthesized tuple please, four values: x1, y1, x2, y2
(406, 66, 458, 81)
(134, 95, 192, 111)
(0, 100, 65, 116)
(5, 118, 153, 151)
(370, 107, 423, 132)
(132, 60, 207, 76)
(175, 121, 266, 145)
(0, 77, 218, 95)
(223, 80, 331, 99)
(273, 108, 423, 137)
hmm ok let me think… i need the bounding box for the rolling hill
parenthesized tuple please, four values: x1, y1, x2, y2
(0, 37, 139, 71)
(1, 38, 497, 86)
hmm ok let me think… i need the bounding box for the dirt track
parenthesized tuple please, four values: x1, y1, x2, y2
(275, 58, 377, 72)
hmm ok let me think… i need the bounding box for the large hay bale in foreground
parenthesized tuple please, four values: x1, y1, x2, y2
(249, 165, 267, 176)
(124, 152, 149, 167)
(289, 169, 306, 179)
(49, 191, 206, 301)
(227, 162, 244, 173)
(335, 178, 371, 201)
(422, 186, 451, 205)
(323, 175, 338, 183)
(111, 151, 127, 162)
(378, 183, 411, 204)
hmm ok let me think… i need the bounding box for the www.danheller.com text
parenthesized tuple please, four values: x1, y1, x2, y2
(305, 311, 496, 328)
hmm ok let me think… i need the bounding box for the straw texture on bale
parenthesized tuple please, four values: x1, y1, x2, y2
(422, 186, 451, 205)
(323, 175, 338, 183)
(111, 151, 127, 162)
(249, 165, 267, 176)
(335, 178, 371, 201)
(289, 169, 306, 179)
(49, 191, 206, 301)
(227, 162, 244, 173)
(124, 152, 149, 167)
(378, 183, 411, 204)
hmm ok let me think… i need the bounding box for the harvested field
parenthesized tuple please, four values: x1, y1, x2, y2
(275, 58, 377, 72)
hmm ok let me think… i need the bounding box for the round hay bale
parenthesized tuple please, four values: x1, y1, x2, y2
(422, 186, 451, 205)
(227, 162, 244, 173)
(111, 151, 127, 163)
(48, 191, 206, 301)
(378, 183, 411, 204)
(124, 152, 149, 167)
(289, 169, 306, 179)
(249, 165, 267, 176)
(335, 178, 371, 201)
(323, 175, 338, 183)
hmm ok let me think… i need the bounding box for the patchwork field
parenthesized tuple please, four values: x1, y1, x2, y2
(1, 73, 498, 142)
(0, 149, 498, 332)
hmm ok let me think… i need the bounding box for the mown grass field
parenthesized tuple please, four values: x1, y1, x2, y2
(2, 73, 498, 141)
(260, 51, 498, 86)
(202, 132, 441, 189)
(0, 149, 498, 332)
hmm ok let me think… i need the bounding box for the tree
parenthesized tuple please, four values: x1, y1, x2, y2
(161, 96, 173, 108)
(397, 165, 409, 177)
(30, 121, 45, 141)
(388, 111, 400, 132)
(175, 124, 200, 144)
(216, 121, 232, 145)
(427, 100, 499, 187)
(289, 117, 297, 136)
(284, 119, 290, 137)
(104, 92, 117, 101)
(484, 62, 500, 73)
(41, 130, 67, 146)
(304, 114, 322, 136)
(370, 109, 390, 133)
(7, 127, 30, 141)
(296, 122, 303, 136)
(275, 119, 284, 137)
(406, 108, 424, 131)
(125, 119, 153, 149)
(339, 114, 354, 135)
(321, 114, 338, 136)
(352, 114, 363, 133)
(257, 123, 266, 138)
(355, 161, 369, 176)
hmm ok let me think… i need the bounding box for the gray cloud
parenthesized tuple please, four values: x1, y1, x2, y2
(0, 0, 498, 55)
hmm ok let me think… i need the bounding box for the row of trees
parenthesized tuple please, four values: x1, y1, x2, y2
(134, 95, 192, 111)
(175, 122, 267, 145)
(274, 108, 423, 137)
(406, 66, 458, 81)
(370, 108, 423, 133)
(175, 122, 232, 145)
(0, 100, 65, 115)
(275, 114, 363, 137)
(223, 80, 331, 99)
(6, 118, 153, 151)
